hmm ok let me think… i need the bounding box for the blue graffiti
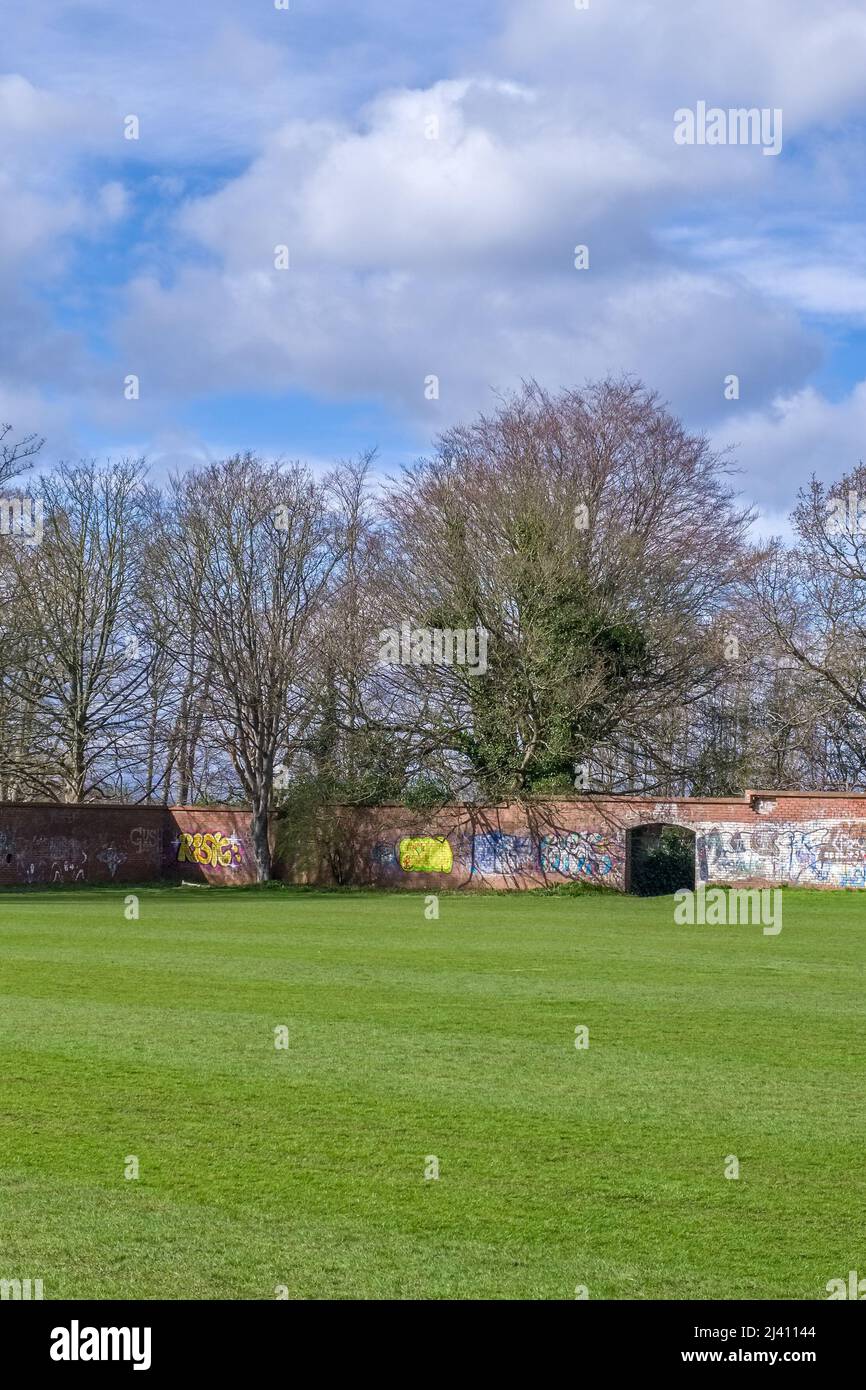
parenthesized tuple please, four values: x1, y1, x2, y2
(371, 841, 397, 866)
(539, 831, 619, 878)
(466, 832, 534, 874)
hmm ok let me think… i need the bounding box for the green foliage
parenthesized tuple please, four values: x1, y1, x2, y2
(458, 574, 650, 797)
(631, 826, 696, 897)
(529, 878, 620, 897)
(403, 777, 452, 810)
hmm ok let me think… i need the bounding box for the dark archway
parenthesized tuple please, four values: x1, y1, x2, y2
(627, 823, 696, 896)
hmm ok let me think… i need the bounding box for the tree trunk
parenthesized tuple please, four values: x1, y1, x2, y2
(250, 800, 272, 882)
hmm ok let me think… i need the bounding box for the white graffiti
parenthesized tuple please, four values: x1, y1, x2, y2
(97, 845, 128, 879)
(696, 819, 866, 886)
(130, 825, 161, 852)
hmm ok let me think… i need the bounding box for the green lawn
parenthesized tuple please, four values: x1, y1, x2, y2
(0, 885, 863, 1300)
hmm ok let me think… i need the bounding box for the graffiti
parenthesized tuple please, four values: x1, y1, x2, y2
(176, 832, 243, 869)
(30, 835, 89, 883)
(2, 802, 864, 893)
(465, 832, 534, 875)
(41, 836, 84, 862)
(540, 831, 623, 879)
(1, 818, 247, 886)
(371, 841, 397, 866)
(827, 821, 866, 858)
(53, 861, 85, 883)
(696, 835, 709, 883)
(699, 824, 785, 882)
(398, 836, 453, 873)
(697, 819, 866, 886)
(775, 828, 828, 882)
(97, 845, 127, 879)
(750, 824, 779, 854)
(130, 825, 161, 852)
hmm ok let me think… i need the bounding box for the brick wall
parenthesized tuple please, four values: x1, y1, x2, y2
(167, 807, 255, 885)
(300, 792, 866, 891)
(3, 792, 866, 891)
(0, 804, 255, 887)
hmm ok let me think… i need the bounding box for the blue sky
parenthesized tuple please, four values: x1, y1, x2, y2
(3, 0, 866, 525)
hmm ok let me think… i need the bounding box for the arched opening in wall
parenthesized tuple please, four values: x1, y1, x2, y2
(627, 823, 696, 896)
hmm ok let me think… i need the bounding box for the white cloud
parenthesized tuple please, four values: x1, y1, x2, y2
(498, 0, 866, 131)
(110, 68, 820, 432)
(98, 181, 128, 223)
(713, 383, 866, 510)
(659, 208, 866, 327)
(0, 0, 865, 503)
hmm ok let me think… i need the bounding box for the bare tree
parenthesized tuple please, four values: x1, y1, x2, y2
(6, 396, 866, 806)
(159, 454, 338, 878)
(374, 378, 753, 798)
(0, 423, 43, 490)
(4, 460, 152, 801)
(748, 466, 866, 784)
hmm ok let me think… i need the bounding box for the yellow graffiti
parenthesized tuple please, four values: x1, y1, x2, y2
(177, 832, 242, 869)
(398, 836, 453, 873)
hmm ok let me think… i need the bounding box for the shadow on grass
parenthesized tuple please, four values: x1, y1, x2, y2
(0, 877, 623, 901)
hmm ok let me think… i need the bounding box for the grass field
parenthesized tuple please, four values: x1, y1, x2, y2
(0, 884, 863, 1300)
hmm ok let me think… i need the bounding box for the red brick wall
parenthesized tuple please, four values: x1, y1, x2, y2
(0, 803, 166, 887)
(0, 804, 255, 887)
(298, 792, 866, 891)
(3, 792, 866, 891)
(167, 808, 255, 885)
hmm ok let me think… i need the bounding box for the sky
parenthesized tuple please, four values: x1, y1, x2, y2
(3, 0, 866, 530)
